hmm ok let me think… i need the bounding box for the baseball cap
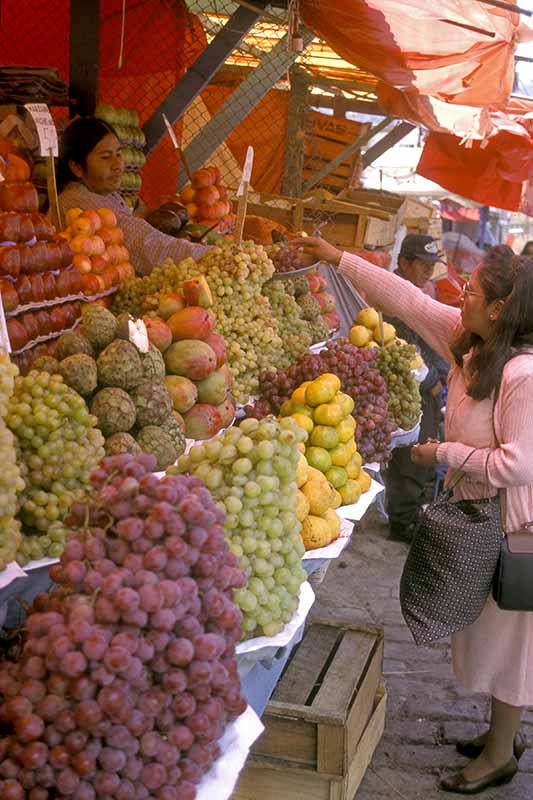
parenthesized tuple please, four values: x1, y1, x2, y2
(399, 234, 444, 264)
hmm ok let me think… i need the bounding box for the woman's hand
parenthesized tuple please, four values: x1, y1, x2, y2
(411, 441, 440, 466)
(289, 236, 342, 266)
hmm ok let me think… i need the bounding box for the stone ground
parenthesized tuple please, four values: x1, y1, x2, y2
(309, 506, 533, 800)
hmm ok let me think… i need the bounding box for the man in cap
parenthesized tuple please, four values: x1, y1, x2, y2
(385, 234, 450, 542)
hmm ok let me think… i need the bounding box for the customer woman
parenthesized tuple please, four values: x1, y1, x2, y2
(290, 236, 533, 794)
(57, 117, 208, 275)
(521, 240, 533, 257)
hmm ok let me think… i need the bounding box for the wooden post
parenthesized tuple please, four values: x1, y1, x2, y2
(69, 0, 100, 116)
(282, 70, 309, 198)
(46, 149, 62, 231)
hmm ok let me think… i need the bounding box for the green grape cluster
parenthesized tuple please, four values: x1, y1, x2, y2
(174, 416, 307, 638)
(112, 257, 196, 316)
(376, 343, 422, 430)
(0, 351, 24, 569)
(263, 281, 312, 367)
(307, 315, 331, 345)
(6, 371, 105, 559)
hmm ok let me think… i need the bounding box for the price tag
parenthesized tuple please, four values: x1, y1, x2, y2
(0, 294, 11, 353)
(128, 319, 150, 353)
(24, 103, 58, 157)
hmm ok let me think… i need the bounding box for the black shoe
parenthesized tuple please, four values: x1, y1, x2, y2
(389, 521, 416, 543)
(440, 756, 518, 794)
(456, 732, 526, 761)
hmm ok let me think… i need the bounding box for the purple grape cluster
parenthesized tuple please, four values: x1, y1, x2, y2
(254, 340, 394, 463)
(0, 453, 247, 800)
(269, 245, 312, 273)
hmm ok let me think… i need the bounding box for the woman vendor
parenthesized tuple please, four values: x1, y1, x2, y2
(57, 117, 208, 275)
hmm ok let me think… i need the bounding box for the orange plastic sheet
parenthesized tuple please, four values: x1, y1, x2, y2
(416, 97, 533, 212)
(300, 0, 519, 107)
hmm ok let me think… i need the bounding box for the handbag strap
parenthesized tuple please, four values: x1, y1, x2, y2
(446, 448, 478, 493)
(490, 393, 507, 534)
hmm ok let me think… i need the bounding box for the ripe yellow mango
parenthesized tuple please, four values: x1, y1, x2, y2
(301, 515, 331, 550)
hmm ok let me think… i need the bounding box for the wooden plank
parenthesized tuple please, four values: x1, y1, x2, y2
(345, 690, 387, 800)
(362, 121, 415, 168)
(317, 724, 346, 776)
(234, 757, 334, 800)
(252, 715, 317, 766)
(312, 631, 377, 721)
(271, 624, 340, 706)
(306, 110, 366, 147)
(345, 637, 384, 767)
(305, 135, 357, 164)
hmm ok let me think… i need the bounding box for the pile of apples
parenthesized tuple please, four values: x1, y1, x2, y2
(178, 165, 234, 231)
(63, 207, 135, 296)
(307, 271, 340, 331)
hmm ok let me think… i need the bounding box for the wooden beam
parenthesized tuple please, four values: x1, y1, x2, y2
(178, 27, 315, 189)
(303, 117, 390, 193)
(69, 0, 100, 116)
(282, 70, 309, 197)
(362, 121, 415, 169)
(310, 96, 384, 116)
(143, 1, 270, 152)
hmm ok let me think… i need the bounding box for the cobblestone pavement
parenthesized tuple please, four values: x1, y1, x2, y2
(309, 508, 533, 800)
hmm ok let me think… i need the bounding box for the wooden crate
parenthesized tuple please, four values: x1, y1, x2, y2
(233, 620, 385, 800)
(238, 190, 394, 248)
(233, 688, 386, 800)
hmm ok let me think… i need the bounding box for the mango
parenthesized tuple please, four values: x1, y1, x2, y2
(164, 340, 217, 380)
(305, 446, 332, 473)
(332, 489, 342, 509)
(310, 425, 339, 450)
(215, 396, 236, 428)
(158, 292, 185, 320)
(296, 490, 310, 522)
(167, 306, 216, 342)
(336, 392, 355, 416)
(346, 456, 362, 480)
(182, 275, 214, 308)
(313, 403, 343, 426)
(323, 508, 341, 541)
(292, 413, 314, 435)
(291, 382, 311, 405)
(165, 375, 198, 413)
(307, 465, 330, 485)
(330, 442, 352, 467)
(144, 318, 172, 352)
(196, 369, 228, 405)
(183, 403, 223, 439)
(326, 466, 347, 489)
(302, 479, 335, 515)
(292, 403, 314, 418)
(356, 470, 372, 493)
(301, 515, 331, 550)
(338, 479, 362, 505)
(204, 332, 227, 368)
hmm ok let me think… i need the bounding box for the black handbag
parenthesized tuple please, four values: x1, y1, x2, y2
(400, 451, 503, 645)
(493, 525, 533, 611)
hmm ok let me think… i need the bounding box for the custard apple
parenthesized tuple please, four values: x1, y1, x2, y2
(91, 387, 136, 436)
(97, 340, 143, 391)
(136, 425, 176, 470)
(59, 354, 97, 396)
(81, 305, 118, 351)
(131, 381, 172, 427)
(55, 330, 94, 360)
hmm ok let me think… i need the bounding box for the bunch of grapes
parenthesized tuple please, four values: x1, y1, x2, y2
(262, 282, 312, 367)
(376, 343, 422, 430)
(174, 416, 307, 638)
(254, 340, 394, 463)
(112, 258, 196, 317)
(267, 244, 313, 274)
(322, 340, 394, 463)
(0, 453, 247, 800)
(5, 371, 105, 561)
(0, 352, 24, 570)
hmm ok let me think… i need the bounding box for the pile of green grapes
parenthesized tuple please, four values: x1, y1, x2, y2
(376, 342, 421, 430)
(112, 257, 197, 316)
(0, 352, 24, 569)
(6, 370, 105, 562)
(262, 281, 312, 368)
(173, 416, 307, 638)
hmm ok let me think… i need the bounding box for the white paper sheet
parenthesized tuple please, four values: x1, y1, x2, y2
(24, 557, 59, 572)
(195, 704, 264, 800)
(302, 517, 353, 560)
(0, 561, 27, 590)
(336, 478, 385, 522)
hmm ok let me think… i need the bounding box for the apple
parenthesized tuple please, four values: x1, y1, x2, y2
(70, 216, 93, 236)
(21, 311, 39, 340)
(4, 154, 30, 182)
(55, 270, 72, 297)
(0, 212, 21, 242)
(6, 318, 29, 351)
(65, 208, 83, 226)
(19, 215, 35, 243)
(45, 242, 63, 271)
(81, 273, 104, 296)
(84, 209, 102, 232)
(49, 306, 67, 332)
(97, 208, 117, 227)
(116, 261, 135, 281)
(42, 272, 56, 299)
(0, 246, 21, 278)
(31, 213, 54, 242)
(105, 243, 123, 265)
(191, 169, 214, 189)
(35, 310, 52, 336)
(72, 254, 92, 274)
(63, 302, 79, 328)
(66, 268, 82, 295)
(70, 234, 93, 256)
(56, 238, 73, 268)
(195, 186, 219, 207)
(90, 236, 106, 256)
(100, 267, 117, 289)
(29, 274, 45, 303)
(0, 279, 19, 312)
(208, 165, 221, 184)
(196, 203, 219, 222)
(211, 200, 227, 219)
(185, 202, 198, 220)
(180, 186, 196, 204)
(116, 245, 130, 263)
(91, 256, 108, 275)
(15, 275, 32, 305)
(217, 185, 228, 200)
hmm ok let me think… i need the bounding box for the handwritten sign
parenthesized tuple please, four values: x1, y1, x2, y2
(25, 104, 58, 157)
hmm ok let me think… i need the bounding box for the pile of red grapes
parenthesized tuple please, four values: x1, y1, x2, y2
(0, 453, 247, 800)
(250, 339, 394, 463)
(269, 245, 313, 274)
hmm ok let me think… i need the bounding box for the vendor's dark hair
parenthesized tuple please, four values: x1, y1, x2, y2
(56, 117, 118, 192)
(451, 245, 533, 400)
(521, 240, 533, 255)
